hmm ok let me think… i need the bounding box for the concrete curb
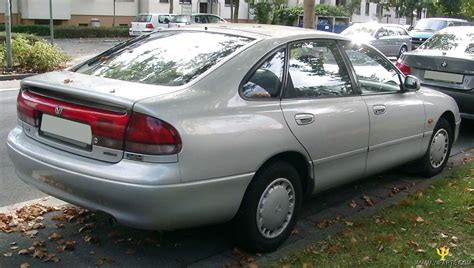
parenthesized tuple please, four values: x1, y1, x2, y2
(0, 73, 36, 81)
(0, 196, 68, 214)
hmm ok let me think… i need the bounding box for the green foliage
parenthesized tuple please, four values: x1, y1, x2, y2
(438, 0, 463, 17)
(0, 32, 41, 44)
(273, 6, 303, 25)
(315, 3, 350, 17)
(462, 0, 474, 20)
(249, 1, 274, 24)
(1, 36, 70, 71)
(0, 24, 129, 38)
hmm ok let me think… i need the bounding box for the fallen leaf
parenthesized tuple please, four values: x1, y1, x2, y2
(349, 200, 358, 208)
(345, 221, 354, 227)
(48, 232, 62, 241)
(33, 248, 45, 259)
(79, 223, 94, 233)
(20, 263, 30, 268)
(10, 246, 18, 250)
(9, 242, 17, 246)
(3, 252, 12, 257)
(416, 249, 426, 253)
(362, 195, 375, 206)
(415, 216, 425, 223)
(440, 233, 448, 239)
(63, 79, 73, 84)
(18, 249, 29, 255)
(362, 256, 370, 261)
(435, 198, 444, 204)
(451, 236, 459, 243)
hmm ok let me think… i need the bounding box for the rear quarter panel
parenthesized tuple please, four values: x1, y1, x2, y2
(133, 39, 311, 183)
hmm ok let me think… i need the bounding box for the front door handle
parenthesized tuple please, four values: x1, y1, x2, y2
(295, 113, 315, 125)
(373, 105, 387, 115)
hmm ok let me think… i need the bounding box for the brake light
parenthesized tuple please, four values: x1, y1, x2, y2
(146, 23, 154, 29)
(17, 90, 129, 150)
(125, 112, 181, 155)
(396, 59, 411, 75)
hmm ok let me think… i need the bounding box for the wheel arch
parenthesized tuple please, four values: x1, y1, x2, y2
(439, 110, 456, 135)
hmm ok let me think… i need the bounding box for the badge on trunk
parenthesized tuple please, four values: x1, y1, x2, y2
(441, 61, 448, 68)
(55, 105, 64, 116)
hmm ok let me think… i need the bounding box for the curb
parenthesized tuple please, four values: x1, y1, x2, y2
(0, 73, 36, 81)
(0, 196, 68, 214)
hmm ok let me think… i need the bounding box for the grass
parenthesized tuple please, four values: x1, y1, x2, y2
(275, 162, 474, 267)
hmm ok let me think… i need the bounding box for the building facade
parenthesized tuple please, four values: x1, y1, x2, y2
(0, 0, 251, 27)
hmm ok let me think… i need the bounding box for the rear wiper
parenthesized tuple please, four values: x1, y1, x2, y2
(72, 34, 151, 71)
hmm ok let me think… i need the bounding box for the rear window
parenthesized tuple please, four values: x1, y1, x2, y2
(133, 15, 152, 23)
(75, 31, 253, 86)
(420, 30, 474, 53)
(171, 15, 189, 23)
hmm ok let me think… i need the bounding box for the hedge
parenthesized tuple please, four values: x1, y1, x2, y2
(0, 32, 42, 44)
(0, 24, 130, 38)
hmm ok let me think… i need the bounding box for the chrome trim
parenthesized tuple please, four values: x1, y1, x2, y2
(312, 147, 367, 165)
(370, 133, 424, 151)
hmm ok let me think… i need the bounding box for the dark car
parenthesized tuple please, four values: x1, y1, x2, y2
(397, 26, 474, 119)
(410, 18, 469, 50)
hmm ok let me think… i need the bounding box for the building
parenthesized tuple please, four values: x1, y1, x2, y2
(0, 0, 251, 27)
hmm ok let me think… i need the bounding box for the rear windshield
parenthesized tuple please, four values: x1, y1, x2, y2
(133, 15, 152, 23)
(171, 15, 189, 23)
(342, 24, 378, 36)
(75, 31, 253, 86)
(414, 19, 447, 31)
(420, 30, 474, 54)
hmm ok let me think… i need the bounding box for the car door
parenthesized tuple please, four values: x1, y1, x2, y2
(373, 27, 390, 55)
(340, 42, 426, 176)
(387, 26, 402, 56)
(280, 40, 370, 193)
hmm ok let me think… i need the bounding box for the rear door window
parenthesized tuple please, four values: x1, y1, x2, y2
(75, 32, 253, 86)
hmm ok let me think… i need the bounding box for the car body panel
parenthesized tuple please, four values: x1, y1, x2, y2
(6, 24, 461, 230)
(130, 13, 174, 36)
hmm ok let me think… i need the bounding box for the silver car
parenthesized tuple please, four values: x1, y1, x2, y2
(342, 23, 412, 58)
(7, 24, 460, 252)
(129, 13, 174, 36)
(397, 26, 474, 119)
(168, 13, 226, 27)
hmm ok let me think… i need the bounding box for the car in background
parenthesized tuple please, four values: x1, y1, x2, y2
(168, 13, 226, 27)
(410, 18, 469, 50)
(342, 23, 411, 58)
(397, 26, 474, 119)
(130, 13, 174, 36)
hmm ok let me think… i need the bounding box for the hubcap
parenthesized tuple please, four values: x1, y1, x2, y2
(256, 178, 295, 239)
(400, 47, 407, 56)
(429, 129, 449, 169)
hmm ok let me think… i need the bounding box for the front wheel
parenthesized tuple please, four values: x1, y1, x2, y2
(234, 161, 302, 253)
(417, 118, 453, 177)
(398, 45, 408, 58)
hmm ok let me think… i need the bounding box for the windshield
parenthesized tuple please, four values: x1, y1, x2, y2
(133, 15, 152, 23)
(171, 15, 189, 23)
(75, 31, 253, 86)
(414, 19, 447, 31)
(342, 24, 378, 36)
(420, 30, 474, 54)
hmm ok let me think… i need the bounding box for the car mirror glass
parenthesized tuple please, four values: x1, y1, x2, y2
(404, 75, 420, 91)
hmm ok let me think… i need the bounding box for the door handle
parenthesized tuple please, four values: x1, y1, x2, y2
(373, 105, 386, 115)
(295, 113, 315, 125)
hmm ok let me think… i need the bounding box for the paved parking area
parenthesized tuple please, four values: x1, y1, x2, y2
(54, 38, 126, 66)
(1, 123, 473, 267)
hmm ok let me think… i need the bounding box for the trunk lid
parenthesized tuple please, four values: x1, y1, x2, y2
(19, 71, 182, 163)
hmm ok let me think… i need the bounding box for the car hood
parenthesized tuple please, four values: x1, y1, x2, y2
(409, 30, 434, 39)
(21, 71, 184, 109)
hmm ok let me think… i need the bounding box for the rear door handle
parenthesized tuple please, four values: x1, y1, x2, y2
(295, 113, 315, 125)
(373, 105, 387, 115)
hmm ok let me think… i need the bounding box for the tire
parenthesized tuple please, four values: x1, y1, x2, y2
(417, 118, 453, 177)
(398, 45, 408, 58)
(233, 161, 302, 253)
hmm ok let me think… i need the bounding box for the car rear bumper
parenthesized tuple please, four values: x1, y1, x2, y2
(7, 126, 253, 230)
(129, 30, 153, 36)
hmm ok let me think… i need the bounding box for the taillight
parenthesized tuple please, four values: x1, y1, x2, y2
(396, 59, 411, 75)
(125, 112, 181, 155)
(17, 90, 129, 150)
(146, 23, 154, 29)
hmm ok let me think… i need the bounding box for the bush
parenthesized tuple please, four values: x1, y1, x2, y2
(1, 36, 70, 72)
(0, 32, 42, 44)
(0, 24, 129, 38)
(250, 2, 274, 24)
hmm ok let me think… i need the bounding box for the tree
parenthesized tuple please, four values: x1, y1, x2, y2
(438, 0, 462, 17)
(303, 0, 315, 29)
(169, 0, 174, 14)
(462, 0, 474, 19)
(233, 0, 240, 22)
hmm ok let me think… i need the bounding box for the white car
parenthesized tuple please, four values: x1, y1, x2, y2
(129, 13, 174, 36)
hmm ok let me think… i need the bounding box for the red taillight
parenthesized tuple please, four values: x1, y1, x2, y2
(17, 90, 129, 150)
(396, 59, 411, 75)
(146, 23, 154, 29)
(125, 112, 181, 155)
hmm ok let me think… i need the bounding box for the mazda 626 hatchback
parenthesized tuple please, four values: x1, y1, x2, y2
(7, 24, 460, 252)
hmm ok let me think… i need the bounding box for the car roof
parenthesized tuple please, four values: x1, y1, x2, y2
(440, 26, 474, 34)
(138, 13, 175, 16)
(170, 23, 349, 41)
(420, 17, 468, 22)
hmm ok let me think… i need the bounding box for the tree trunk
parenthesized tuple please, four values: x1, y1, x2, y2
(303, 0, 315, 29)
(233, 0, 239, 23)
(169, 0, 174, 14)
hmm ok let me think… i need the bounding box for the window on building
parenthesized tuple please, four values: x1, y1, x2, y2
(78, 23, 89, 27)
(376, 4, 383, 17)
(225, 0, 231, 5)
(179, 0, 191, 4)
(365, 1, 370, 16)
(160, 0, 169, 3)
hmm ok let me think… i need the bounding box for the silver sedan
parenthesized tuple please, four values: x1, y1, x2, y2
(7, 24, 460, 252)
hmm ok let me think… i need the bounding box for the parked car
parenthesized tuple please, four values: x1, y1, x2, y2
(410, 18, 469, 50)
(168, 13, 226, 27)
(397, 26, 473, 119)
(8, 24, 460, 253)
(129, 13, 174, 36)
(342, 23, 412, 58)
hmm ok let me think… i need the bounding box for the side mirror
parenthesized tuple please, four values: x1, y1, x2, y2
(404, 75, 420, 91)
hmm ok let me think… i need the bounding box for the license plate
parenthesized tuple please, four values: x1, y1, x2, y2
(424, 70, 464, 84)
(133, 31, 141, 35)
(40, 114, 92, 147)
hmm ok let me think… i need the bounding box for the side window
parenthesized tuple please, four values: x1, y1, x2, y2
(242, 49, 285, 99)
(285, 40, 353, 98)
(207, 15, 221, 23)
(343, 43, 402, 95)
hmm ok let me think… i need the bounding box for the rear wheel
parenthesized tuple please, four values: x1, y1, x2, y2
(234, 161, 302, 253)
(417, 118, 453, 177)
(398, 45, 408, 58)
